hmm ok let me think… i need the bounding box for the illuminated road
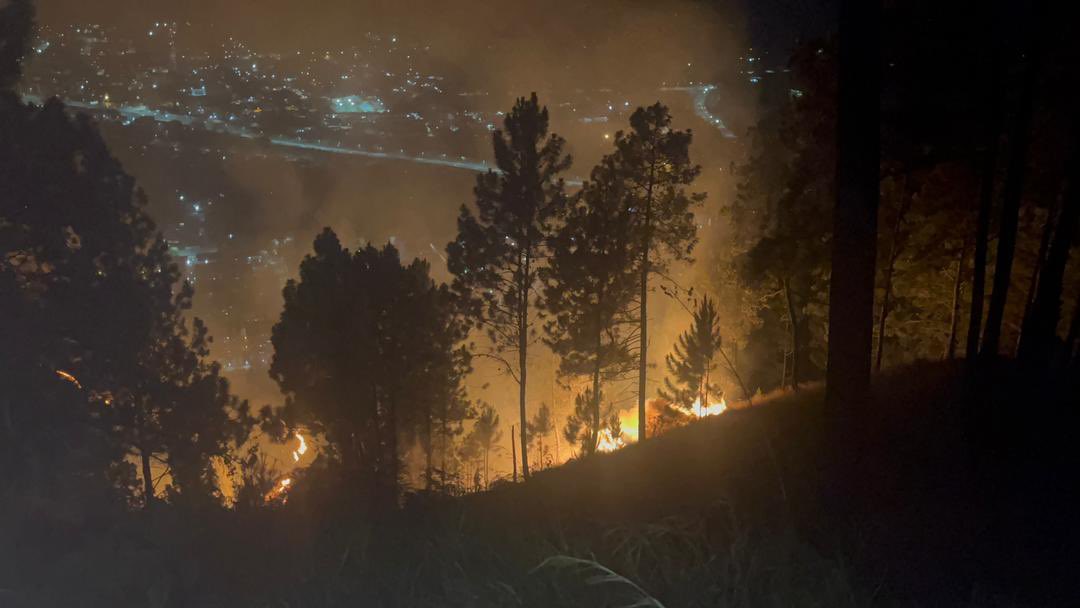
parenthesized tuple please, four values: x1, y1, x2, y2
(27, 85, 731, 178)
(30, 96, 499, 174)
(660, 85, 737, 139)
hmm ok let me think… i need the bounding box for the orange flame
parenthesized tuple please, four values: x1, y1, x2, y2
(55, 369, 82, 389)
(291, 432, 308, 462)
(264, 477, 293, 503)
(597, 397, 728, 453)
(693, 396, 728, 417)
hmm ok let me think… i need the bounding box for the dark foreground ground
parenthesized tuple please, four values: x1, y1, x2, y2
(4, 360, 1078, 607)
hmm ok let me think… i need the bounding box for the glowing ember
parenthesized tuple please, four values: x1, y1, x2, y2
(55, 369, 82, 389)
(291, 432, 308, 462)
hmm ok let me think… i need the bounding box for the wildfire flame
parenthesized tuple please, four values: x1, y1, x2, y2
(595, 429, 625, 452)
(264, 477, 293, 503)
(291, 432, 308, 462)
(693, 396, 728, 418)
(596, 396, 728, 453)
(55, 369, 82, 389)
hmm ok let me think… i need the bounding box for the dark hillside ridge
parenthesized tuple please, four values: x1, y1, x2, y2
(459, 360, 1079, 605)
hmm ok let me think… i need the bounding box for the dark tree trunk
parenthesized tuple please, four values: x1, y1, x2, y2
(424, 408, 433, 490)
(875, 270, 894, 372)
(141, 448, 155, 508)
(981, 6, 1044, 360)
(511, 424, 517, 482)
(875, 199, 909, 371)
(782, 277, 802, 390)
(591, 329, 603, 454)
(1065, 292, 1080, 368)
(637, 159, 657, 443)
(825, 0, 880, 416)
(518, 255, 530, 479)
(637, 228, 650, 442)
(440, 416, 448, 490)
(1015, 198, 1058, 354)
(947, 240, 970, 360)
(1018, 130, 1080, 366)
(384, 396, 400, 506)
(966, 11, 1003, 362)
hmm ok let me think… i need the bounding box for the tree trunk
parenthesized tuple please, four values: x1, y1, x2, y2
(440, 416, 448, 490)
(385, 395, 400, 506)
(782, 277, 802, 390)
(966, 13, 1004, 362)
(1065, 292, 1080, 368)
(518, 255, 530, 479)
(947, 240, 970, 359)
(141, 448, 155, 509)
(825, 0, 880, 416)
(592, 303, 606, 452)
(1015, 198, 1058, 354)
(511, 424, 517, 482)
(637, 235, 650, 442)
(638, 161, 656, 443)
(875, 268, 894, 372)
(981, 6, 1044, 360)
(875, 199, 908, 371)
(424, 407, 433, 490)
(554, 416, 560, 464)
(1018, 129, 1080, 366)
(591, 333, 603, 454)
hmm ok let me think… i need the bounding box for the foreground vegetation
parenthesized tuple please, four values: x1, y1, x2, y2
(4, 361, 1076, 606)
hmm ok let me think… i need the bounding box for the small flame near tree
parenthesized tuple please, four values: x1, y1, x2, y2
(291, 432, 308, 462)
(596, 396, 728, 453)
(264, 477, 292, 504)
(263, 432, 310, 504)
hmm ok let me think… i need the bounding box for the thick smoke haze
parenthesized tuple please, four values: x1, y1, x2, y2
(39, 0, 745, 94)
(30, 0, 823, 474)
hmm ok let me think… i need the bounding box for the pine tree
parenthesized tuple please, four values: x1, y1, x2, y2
(659, 296, 724, 414)
(736, 42, 837, 392)
(562, 387, 620, 455)
(541, 153, 638, 457)
(110, 303, 253, 507)
(611, 104, 704, 442)
(527, 402, 554, 469)
(271, 230, 468, 504)
(446, 93, 571, 479)
(464, 403, 501, 489)
(2, 11, 252, 506)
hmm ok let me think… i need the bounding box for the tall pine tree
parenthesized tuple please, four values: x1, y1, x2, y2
(611, 104, 703, 442)
(541, 154, 637, 456)
(2, 3, 251, 507)
(527, 402, 554, 469)
(446, 93, 571, 479)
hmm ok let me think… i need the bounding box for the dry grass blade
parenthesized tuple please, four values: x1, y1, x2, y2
(532, 555, 667, 608)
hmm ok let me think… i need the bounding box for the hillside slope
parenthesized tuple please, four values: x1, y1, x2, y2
(455, 360, 1078, 606)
